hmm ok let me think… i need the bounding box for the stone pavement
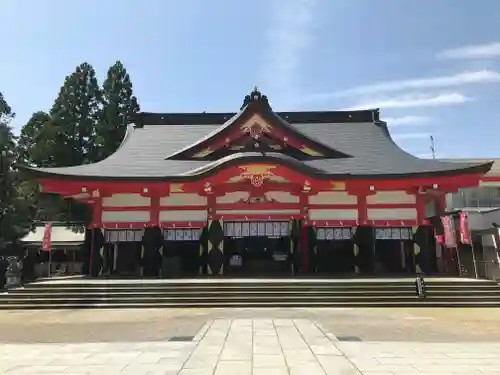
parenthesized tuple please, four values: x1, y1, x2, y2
(1, 318, 500, 374)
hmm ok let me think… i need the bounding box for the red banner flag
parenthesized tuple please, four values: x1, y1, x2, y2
(441, 215, 457, 248)
(42, 223, 53, 251)
(435, 235, 445, 244)
(459, 211, 471, 244)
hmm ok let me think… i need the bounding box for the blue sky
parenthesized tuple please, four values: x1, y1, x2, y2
(2, 0, 500, 159)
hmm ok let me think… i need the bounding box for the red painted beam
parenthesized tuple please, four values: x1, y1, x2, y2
(308, 203, 417, 209)
(209, 214, 306, 221)
(216, 202, 300, 211)
(212, 181, 302, 195)
(481, 176, 500, 182)
(103, 205, 208, 212)
(100, 203, 420, 213)
(306, 219, 430, 228)
(100, 219, 430, 230)
(160, 221, 206, 229)
(100, 221, 207, 229)
(38, 170, 485, 199)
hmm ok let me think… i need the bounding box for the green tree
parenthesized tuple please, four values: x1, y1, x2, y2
(0, 95, 35, 253)
(17, 111, 71, 222)
(0, 92, 13, 119)
(44, 62, 102, 223)
(17, 111, 52, 166)
(49, 62, 102, 166)
(96, 61, 140, 160)
(17, 63, 103, 225)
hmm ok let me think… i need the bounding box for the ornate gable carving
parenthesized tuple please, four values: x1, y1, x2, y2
(167, 88, 352, 161)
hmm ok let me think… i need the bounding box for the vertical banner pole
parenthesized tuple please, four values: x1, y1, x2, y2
(470, 241, 479, 279)
(460, 211, 478, 279)
(89, 228, 96, 276)
(48, 248, 52, 278)
(42, 223, 53, 278)
(455, 247, 462, 277)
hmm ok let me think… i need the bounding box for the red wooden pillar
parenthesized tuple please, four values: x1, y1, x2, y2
(91, 196, 102, 228)
(357, 193, 368, 225)
(207, 194, 216, 221)
(89, 194, 102, 276)
(301, 223, 310, 273)
(415, 192, 426, 224)
(436, 193, 446, 215)
(149, 195, 160, 227)
(300, 195, 309, 273)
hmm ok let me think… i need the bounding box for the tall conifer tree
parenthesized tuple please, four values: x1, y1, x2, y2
(0, 94, 35, 252)
(49, 62, 102, 165)
(96, 61, 140, 160)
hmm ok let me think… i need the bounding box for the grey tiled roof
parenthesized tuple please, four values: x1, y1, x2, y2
(25, 117, 491, 180)
(28, 125, 215, 178)
(294, 122, 484, 176)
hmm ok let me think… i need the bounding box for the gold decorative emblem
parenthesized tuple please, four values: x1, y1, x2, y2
(299, 145, 324, 157)
(192, 148, 213, 158)
(240, 119, 272, 138)
(170, 183, 184, 193)
(330, 181, 346, 191)
(239, 165, 276, 187)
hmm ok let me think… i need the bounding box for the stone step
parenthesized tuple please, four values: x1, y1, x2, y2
(1, 300, 500, 310)
(20, 282, 498, 290)
(3, 278, 498, 310)
(5, 289, 500, 298)
(2, 294, 500, 303)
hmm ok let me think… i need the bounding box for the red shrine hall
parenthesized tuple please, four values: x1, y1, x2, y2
(23, 89, 493, 277)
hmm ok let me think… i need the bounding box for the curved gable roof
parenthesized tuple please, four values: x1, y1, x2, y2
(21, 118, 492, 181)
(165, 95, 352, 161)
(18, 90, 493, 181)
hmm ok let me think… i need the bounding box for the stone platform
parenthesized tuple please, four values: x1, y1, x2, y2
(31, 276, 481, 285)
(3, 276, 499, 309)
(1, 318, 500, 374)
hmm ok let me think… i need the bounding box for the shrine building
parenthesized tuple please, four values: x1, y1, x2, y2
(22, 89, 493, 278)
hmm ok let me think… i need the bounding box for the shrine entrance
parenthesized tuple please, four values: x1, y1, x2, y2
(314, 227, 355, 275)
(162, 228, 202, 277)
(223, 221, 292, 276)
(104, 229, 144, 276)
(374, 227, 414, 273)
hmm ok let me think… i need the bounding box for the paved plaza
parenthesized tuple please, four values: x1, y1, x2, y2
(1, 309, 500, 374)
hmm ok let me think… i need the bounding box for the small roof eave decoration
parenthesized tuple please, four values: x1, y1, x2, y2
(165, 87, 353, 161)
(240, 86, 270, 110)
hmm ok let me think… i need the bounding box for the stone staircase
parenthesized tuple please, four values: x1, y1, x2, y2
(1, 278, 500, 309)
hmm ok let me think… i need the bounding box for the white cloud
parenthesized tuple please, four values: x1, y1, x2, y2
(304, 70, 500, 103)
(392, 133, 432, 141)
(342, 93, 471, 110)
(382, 116, 431, 126)
(263, 0, 319, 98)
(438, 42, 500, 60)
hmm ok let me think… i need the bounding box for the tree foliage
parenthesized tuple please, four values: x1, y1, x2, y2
(49, 62, 102, 166)
(17, 63, 104, 225)
(17, 61, 141, 226)
(0, 95, 36, 252)
(0, 92, 13, 119)
(17, 111, 52, 166)
(96, 61, 140, 160)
